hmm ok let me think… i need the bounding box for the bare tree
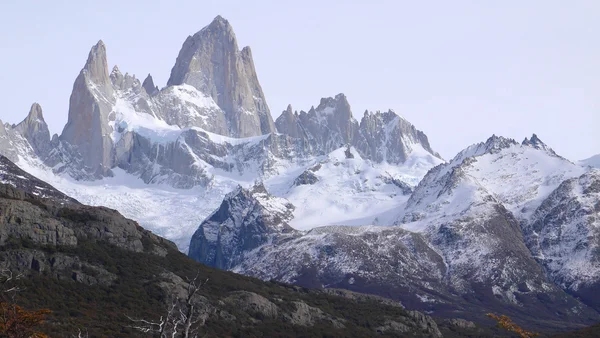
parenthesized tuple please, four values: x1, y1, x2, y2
(128, 271, 209, 338)
(1, 269, 25, 303)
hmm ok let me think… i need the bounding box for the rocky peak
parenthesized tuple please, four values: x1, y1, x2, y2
(522, 133, 557, 156)
(359, 109, 400, 126)
(275, 104, 301, 138)
(205, 14, 234, 36)
(83, 40, 111, 89)
(355, 108, 441, 163)
(188, 184, 297, 270)
(484, 134, 518, 153)
(109, 65, 124, 88)
(308, 93, 355, 143)
(142, 73, 159, 96)
(315, 93, 352, 120)
(448, 135, 517, 169)
(60, 40, 117, 177)
(14, 103, 51, 158)
(167, 15, 275, 137)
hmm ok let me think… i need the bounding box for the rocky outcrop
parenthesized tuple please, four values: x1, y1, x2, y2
(293, 170, 318, 186)
(287, 301, 345, 328)
(167, 15, 275, 137)
(142, 73, 159, 96)
(188, 184, 297, 269)
(224, 291, 279, 319)
(374, 311, 442, 337)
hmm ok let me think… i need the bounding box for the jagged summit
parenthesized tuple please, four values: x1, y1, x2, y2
(22, 102, 44, 121)
(205, 14, 233, 32)
(60, 40, 116, 176)
(83, 40, 111, 87)
(142, 73, 158, 96)
(274, 93, 441, 164)
(167, 15, 275, 137)
(522, 133, 557, 155)
(13, 103, 51, 158)
(483, 134, 518, 152)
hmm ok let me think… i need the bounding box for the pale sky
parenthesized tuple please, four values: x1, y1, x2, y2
(1, 0, 598, 161)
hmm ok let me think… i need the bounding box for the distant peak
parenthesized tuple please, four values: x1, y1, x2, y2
(85, 40, 107, 68)
(83, 39, 110, 85)
(111, 65, 121, 75)
(522, 133, 544, 146)
(484, 134, 517, 150)
(27, 103, 44, 121)
(142, 74, 158, 96)
(202, 15, 234, 35)
(522, 133, 557, 155)
(317, 93, 349, 109)
(285, 104, 293, 113)
(212, 15, 228, 25)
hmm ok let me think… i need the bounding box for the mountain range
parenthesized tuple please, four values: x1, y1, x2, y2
(1, 15, 599, 334)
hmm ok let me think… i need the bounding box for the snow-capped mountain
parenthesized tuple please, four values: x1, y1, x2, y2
(4, 13, 600, 331)
(189, 134, 600, 328)
(524, 169, 600, 308)
(581, 154, 600, 168)
(0, 15, 440, 250)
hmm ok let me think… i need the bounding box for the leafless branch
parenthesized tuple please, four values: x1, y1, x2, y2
(128, 270, 209, 338)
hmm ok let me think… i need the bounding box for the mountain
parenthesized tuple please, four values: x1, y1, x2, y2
(0, 154, 481, 337)
(0, 16, 441, 250)
(524, 169, 600, 310)
(189, 134, 600, 331)
(3, 13, 599, 335)
(167, 15, 275, 138)
(581, 154, 600, 168)
(275, 94, 441, 164)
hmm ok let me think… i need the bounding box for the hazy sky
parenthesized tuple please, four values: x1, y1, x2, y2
(1, 0, 598, 161)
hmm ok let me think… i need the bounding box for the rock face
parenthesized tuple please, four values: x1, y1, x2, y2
(167, 15, 275, 138)
(13, 103, 51, 158)
(60, 40, 115, 177)
(142, 73, 158, 96)
(355, 109, 440, 163)
(524, 169, 600, 309)
(189, 184, 297, 270)
(293, 170, 319, 186)
(275, 94, 441, 164)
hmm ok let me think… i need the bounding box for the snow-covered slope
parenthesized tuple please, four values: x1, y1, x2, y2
(267, 146, 440, 230)
(17, 139, 438, 251)
(524, 169, 600, 308)
(399, 134, 585, 227)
